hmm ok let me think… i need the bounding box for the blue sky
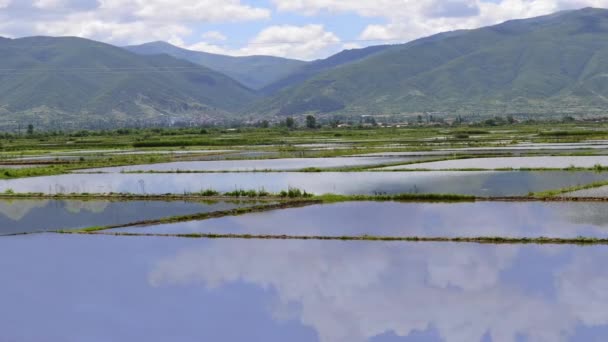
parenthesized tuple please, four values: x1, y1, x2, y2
(0, 0, 605, 60)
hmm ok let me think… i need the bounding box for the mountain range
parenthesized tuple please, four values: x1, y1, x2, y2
(0, 36, 258, 128)
(124, 41, 305, 90)
(3, 7, 608, 128)
(253, 7, 608, 117)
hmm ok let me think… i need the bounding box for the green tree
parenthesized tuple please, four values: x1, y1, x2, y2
(306, 115, 317, 129)
(285, 117, 296, 129)
(27, 124, 34, 135)
(562, 116, 575, 123)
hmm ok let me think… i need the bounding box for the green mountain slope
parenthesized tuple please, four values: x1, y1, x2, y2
(124, 41, 305, 90)
(260, 45, 392, 95)
(0, 36, 257, 128)
(251, 8, 608, 117)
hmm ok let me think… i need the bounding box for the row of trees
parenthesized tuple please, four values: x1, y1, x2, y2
(256, 116, 319, 129)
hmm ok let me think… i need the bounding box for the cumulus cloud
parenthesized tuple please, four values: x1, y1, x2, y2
(241, 24, 340, 59)
(34, 13, 191, 44)
(120, 0, 269, 22)
(3, 0, 608, 58)
(185, 24, 340, 60)
(149, 240, 587, 342)
(273, 0, 608, 43)
(0, 0, 269, 45)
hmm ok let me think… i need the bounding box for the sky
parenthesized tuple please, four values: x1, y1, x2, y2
(0, 0, 607, 60)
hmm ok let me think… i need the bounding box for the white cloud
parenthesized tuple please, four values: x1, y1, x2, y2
(273, 0, 608, 44)
(201, 30, 227, 42)
(149, 240, 583, 342)
(242, 24, 340, 59)
(0, 0, 270, 47)
(342, 42, 362, 50)
(33, 0, 67, 9)
(184, 24, 340, 60)
(3, 0, 608, 59)
(34, 13, 191, 45)
(95, 0, 269, 22)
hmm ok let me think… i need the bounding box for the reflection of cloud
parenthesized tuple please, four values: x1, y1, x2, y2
(0, 199, 111, 221)
(149, 240, 580, 342)
(64, 200, 110, 214)
(557, 203, 608, 227)
(147, 202, 608, 240)
(556, 248, 608, 326)
(0, 199, 49, 220)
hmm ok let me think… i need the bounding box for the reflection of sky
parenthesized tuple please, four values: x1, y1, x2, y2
(387, 156, 608, 170)
(0, 200, 245, 234)
(1, 171, 608, 196)
(118, 201, 608, 239)
(84, 157, 421, 172)
(0, 235, 607, 341)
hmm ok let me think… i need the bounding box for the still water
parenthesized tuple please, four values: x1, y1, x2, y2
(1, 171, 607, 196)
(0, 199, 251, 235)
(83, 157, 421, 172)
(115, 201, 608, 238)
(0, 234, 606, 341)
(383, 156, 608, 170)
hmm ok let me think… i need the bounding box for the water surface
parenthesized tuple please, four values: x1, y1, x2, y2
(0, 199, 250, 235)
(115, 201, 608, 238)
(1, 171, 607, 196)
(0, 234, 606, 341)
(382, 156, 608, 170)
(83, 157, 420, 172)
(108, 149, 235, 155)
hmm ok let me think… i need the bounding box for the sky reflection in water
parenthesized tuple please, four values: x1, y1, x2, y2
(0, 234, 606, 341)
(114, 201, 608, 238)
(1, 171, 607, 196)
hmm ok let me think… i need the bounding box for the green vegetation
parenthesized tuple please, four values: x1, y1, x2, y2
(7, 9, 608, 127)
(0, 36, 256, 130)
(530, 180, 608, 198)
(125, 41, 305, 90)
(0, 153, 176, 179)
(1, 120, 608, 179)
(251, 8, 608, 117)
(0, 166, 67, 179)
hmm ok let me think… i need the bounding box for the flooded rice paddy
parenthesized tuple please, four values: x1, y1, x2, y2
(1, 171, 607, 196)
(0, 234, 607, 341)
(82, 156, 423, 172)
(0, 199, 252, 235)
(4, 140, 608, 342)
(382, 156, 608, 170)
(112, 201, 608, 238)
(561, 186, 608, 198)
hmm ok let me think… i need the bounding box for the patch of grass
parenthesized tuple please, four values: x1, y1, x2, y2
(530, 180, 608, 198)
(0, 166, 68, 179)
(280, 187, 313, 198)
(538, 130, 605, 137)
(198, 189, 220, 196)
(299, 167, 323, 172)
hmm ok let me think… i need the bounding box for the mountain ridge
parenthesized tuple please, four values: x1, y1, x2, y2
(250, 7, 608, 117)
(124, 41, 305, 90)
(0, 36, 257, 129)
